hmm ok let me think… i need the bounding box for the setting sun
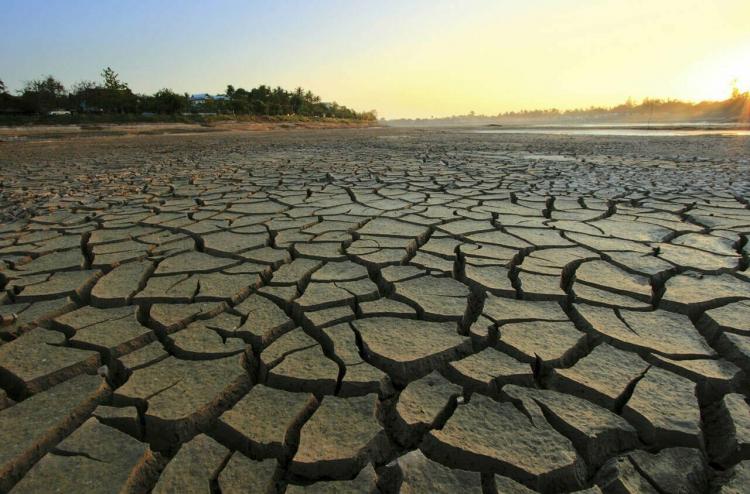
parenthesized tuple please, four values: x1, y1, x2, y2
(735, 77, 750, 94)
(685, 43, 750, 102)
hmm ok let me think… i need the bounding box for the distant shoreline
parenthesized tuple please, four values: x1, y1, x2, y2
(387, 119, 750, 129)
(466, 122, 750, 137)
(483, 122, 750, 131)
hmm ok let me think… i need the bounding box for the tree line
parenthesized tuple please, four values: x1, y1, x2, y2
(0, 68, 377, 120)
(492, 89, 750, 123)
(388, 85, 750, 126)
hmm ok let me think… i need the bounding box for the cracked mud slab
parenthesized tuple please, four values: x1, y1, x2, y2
(0, 128, 749, 492)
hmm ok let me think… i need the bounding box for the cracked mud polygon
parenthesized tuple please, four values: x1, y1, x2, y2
(1, 128, 749, 493)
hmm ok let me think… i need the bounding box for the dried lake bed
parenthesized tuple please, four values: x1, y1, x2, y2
(0, 127, 749, 493)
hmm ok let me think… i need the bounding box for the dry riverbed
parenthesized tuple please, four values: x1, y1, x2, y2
(0, 128, 748, 492)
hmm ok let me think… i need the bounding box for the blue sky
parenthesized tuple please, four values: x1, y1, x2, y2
(2, 0, 749, 118)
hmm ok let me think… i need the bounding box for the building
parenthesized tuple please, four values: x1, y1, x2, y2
(189, 93, 229, 106)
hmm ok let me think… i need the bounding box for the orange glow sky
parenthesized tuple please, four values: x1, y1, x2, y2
(1, 0, 749, 118)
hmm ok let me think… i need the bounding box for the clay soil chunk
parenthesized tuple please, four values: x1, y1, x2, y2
(503, 385, 640, 469)
(704, 393, 750, 465)
(351, 317, 472, 385)
(0, 327, 101, 398)
(627, 447, 708, 494)
(575, 304, 715, 359)
(595, 456, 659, 494)
(497, 320, 587, 368)
(90, 260, 153, 307)
(661, 272, 750, 314)
(551, 343, 649, 410)
(391, 275, 470, 322)
(10, 418, 157, 494)
(387, 450, 483, 493)
(264, 343, 341, 395)
(152, 434, 228, 494)
(113, 354, 251, 447)
(702, 300, 750, 336)
(422, 393, 586, 492)
(482, 295, 568, 323)
(622, 366, 703, 449)
(291, 393, 391, 480)
(155, 250, 238, 275)
(0, 374, 110, 492)
(54, 305, 154, 359)
(215, 384, 317, 459)
(391, 371, 461, 447)
(446, 348, 534, 394)
(323, 323, 389, 396)
(218, 453, 278, 494)
(232, 293, 295, 348)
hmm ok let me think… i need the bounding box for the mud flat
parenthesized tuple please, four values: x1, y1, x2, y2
(0, 128, 749, 492)
(0, 119, 377, 142)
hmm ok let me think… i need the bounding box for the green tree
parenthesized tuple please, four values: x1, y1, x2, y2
(101, 67, 128, 90)
(97, 68, 137, 113)
(153, 88, 186, 114)
(0, 78, 20, 113)
(69, 80, 99, 112)
(24, 76, 65, 96)
(72, 80, 97, 93)
(290, 86, 305, 114)
(21, 75, 67, 113)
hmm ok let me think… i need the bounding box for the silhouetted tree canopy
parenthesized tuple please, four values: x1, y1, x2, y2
(102, 67, 128, 91)
(19, 75, 67, 113)
(389, 91, 750, 126)
(0, 69, 376, 120)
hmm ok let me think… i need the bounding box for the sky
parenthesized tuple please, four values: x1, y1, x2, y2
(1, 0, 749, 119)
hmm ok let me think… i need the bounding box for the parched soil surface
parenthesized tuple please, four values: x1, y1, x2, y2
(0, 120, 377, 142)
(0, 128, 749, 493)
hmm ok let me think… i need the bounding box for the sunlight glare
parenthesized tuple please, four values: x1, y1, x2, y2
(687, 45, 750, 101)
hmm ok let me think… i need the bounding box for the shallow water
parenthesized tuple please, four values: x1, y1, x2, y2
(471, 127, 750, 137)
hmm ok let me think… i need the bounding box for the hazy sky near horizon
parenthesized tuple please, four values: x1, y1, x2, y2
(1, 0, 749, 118)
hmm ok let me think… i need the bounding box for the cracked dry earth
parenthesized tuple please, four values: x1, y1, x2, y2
(0, 129, 749, 494)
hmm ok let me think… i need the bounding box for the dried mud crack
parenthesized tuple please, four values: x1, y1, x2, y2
(0, 128, 749, 493)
